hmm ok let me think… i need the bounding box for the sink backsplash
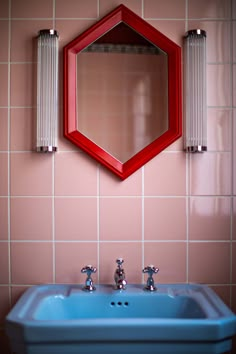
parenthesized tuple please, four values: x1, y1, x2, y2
(0, 0, 235, 352)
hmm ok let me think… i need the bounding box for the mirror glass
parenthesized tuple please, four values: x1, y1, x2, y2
(76, 23, 168, 163)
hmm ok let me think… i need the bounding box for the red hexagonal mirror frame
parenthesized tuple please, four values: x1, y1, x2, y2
(64, 4, 182, 180)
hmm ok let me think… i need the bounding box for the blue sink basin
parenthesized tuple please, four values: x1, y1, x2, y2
(6, 284, 236, 354)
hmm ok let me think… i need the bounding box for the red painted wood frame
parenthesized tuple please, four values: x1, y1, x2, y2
(64, 4, 182, 180)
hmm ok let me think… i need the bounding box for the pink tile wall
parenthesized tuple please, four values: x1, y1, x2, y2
(0, 0, 235, 352)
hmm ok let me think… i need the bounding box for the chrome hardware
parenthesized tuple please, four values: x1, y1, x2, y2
(81, 265, 97, 291)
(114, 258, 127, 290)
(143, 265, 159, 291)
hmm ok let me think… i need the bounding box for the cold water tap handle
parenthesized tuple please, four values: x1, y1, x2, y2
(81, 265, 97, 291)
(142, 265, 159, 291)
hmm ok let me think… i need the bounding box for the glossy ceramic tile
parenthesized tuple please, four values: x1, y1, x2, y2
(188, 21, 231, 63)
(209, 285, 230, 307)
(54, 152, 98, 196)
(189, 197, 231, 240)
(144, 242, 187, 283)
(0, 243, 9, 283)
(56, 0, 97, 18)
(0, 20, 9, 62)
(10, 197, 52, 240)
(99, 0, 142, 18)
(232, 243, 236, 284)
(145, 152, 186, 196)
(0, 0, 9, 18)
(207, 64, 231, 107)
(55, 242, 98, 283)
(99, 198, 142, 241)
(207, 109, 231, 152)
(99, 242, 142, 283)
(11, 20, 52, 62)
(10, 108, 35, 151)
(188, 0, 231, 19)
(144, 0, 185, 18)
(11, 0, 53, 18)
(10, 63, 36, 107)
(233, 21, 236, 63)
(55, 197, 97, 241)
(0, 286, 9, 326)
(0, 153, 8, 196)
(188, 242, 230, 284)
(233, 198, 236, 240)
(10, 153, 53, 196)
(234, 111, 236, 195)
(11, 286, 30, 306)
(11, 242, 53, 284)
(190, 152, 231, 196)
(0, 109, 8, 151)
(144, 197, 186, 240)
(0, 64, 8, 107)
(0, 198, 8, 240)
(234, 65, 236, 108)
(147, 20, 185, 46)
(100, 167, 142, 196)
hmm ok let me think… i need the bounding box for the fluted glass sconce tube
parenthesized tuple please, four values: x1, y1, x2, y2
(36, 29, 59, 152)
(184, 29, 207, 152)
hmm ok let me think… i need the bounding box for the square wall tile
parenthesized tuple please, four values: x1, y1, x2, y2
(188, 242, 230, 284)
(0, 0, 9, 18)
(56, 0, 97, 18)
(55, 197, 97, 241)
(233, 22, 236, 62)
(207, 64, 231, 107)
(148, 20, 185, 47)
(0, 242, 9, 283)
(99, 242, 142, 284)
(233, 198, 236, 240)
(10, 63, 36, 107)
(0, 20, 9, 62)
(190, 152, 231, 196)
(144, 0, 185, 18)
(11, 197, 52, 240)
(188, 21, 231, 63)
(0, 198, 8, 240)
(144, 242, 187, 283)
(11, 20, 52, 62)
(99, 0, 142, 18)
(10, 108, 35, 151)
(0, 109, 8, 151)
(0, 286, 10, 326)
(189, 197, 231, 241)
(232, 243, 236, 284)
(207, 109, 231, 152)
(55, 242, 98, 283)
(100, 167, 142, 196)
(188, 0, 231, 19)
(0, 153, 8, 196)
(0, 64, 8, 107)
(145, 152, 186, 196)
(11, 0, 53, 18)
(55, 152, 98, 196)
(11, 286, 29, 306)
(234, 65, 236, 107)
(144, 197, 186, 240)
(11, 242, 53, 284)
(10, 153, 52, 196)
(100, 198, 142, 241)
(234, 111, 236, 195)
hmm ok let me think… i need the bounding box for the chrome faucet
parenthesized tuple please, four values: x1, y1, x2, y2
(143, 265, 159, 291)
(81, 265, 97, 291)
(114, 258, 127, 290)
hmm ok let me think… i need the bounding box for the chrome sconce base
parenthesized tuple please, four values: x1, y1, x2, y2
(185, 145, 207, 153)
(36, 146, 57, 153)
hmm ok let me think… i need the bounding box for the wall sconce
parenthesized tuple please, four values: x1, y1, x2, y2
(184, 29, 207, 152)
(36, 29, 59, 152)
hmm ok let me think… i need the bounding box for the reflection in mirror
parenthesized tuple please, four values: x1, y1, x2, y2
(76, 23, 168, 163)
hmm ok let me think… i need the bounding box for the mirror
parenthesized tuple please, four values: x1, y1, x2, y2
(64, 5, 182, 179)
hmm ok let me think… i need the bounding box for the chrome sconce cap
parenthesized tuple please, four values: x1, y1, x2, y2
(184, 29, 207, 153)
(36, 29, 59, 153)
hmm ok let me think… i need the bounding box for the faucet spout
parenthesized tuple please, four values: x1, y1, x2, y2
(114, 258, 127, 290)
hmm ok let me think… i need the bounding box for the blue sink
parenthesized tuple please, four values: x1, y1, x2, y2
(6, 284, 236, 354)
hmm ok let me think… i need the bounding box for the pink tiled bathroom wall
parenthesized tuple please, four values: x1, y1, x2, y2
(0, 0, 236, 352)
